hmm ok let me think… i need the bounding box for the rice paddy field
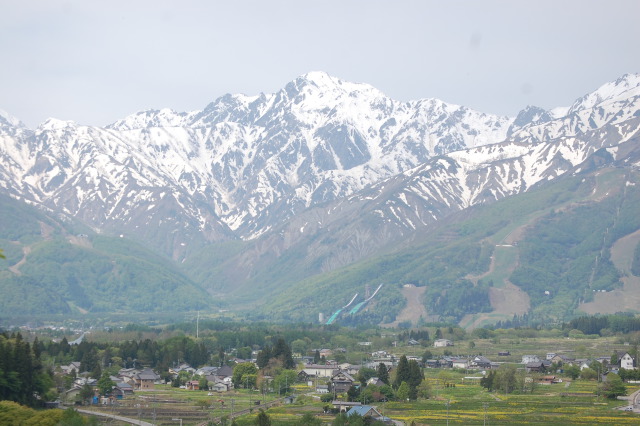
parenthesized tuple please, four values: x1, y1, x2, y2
(82, 371, 639, 425)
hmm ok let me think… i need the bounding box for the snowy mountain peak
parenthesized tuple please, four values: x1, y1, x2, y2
(291, 71, 386, 101)
(107, 108, 190, 130)
(0, 109, 26, 128)
(569, 72, 640, 113)
(37, 118, 77, 131)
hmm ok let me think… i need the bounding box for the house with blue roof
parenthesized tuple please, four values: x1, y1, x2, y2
(346, 405, 392, 423)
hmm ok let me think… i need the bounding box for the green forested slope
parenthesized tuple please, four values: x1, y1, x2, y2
(253, 168, 640, 326)
(0, 196, 219, 316)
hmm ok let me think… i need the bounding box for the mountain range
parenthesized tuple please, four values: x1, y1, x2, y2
(1, 72, 639, 326)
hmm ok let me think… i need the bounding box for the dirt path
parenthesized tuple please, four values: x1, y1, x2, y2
(381, 285, 432, 327)
(460, 223, 531, 329)
(579, 228, 640, 314)
(465, 244, 495, 285)
(8, 245, 30, 275)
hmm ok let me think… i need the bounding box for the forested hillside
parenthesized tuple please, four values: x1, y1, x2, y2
(0, 195, 219, 315)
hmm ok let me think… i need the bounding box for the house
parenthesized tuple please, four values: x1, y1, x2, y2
(302, 364, 339, 378)
(408, 339, 420, 346)
(195, 366, 219, 376)
(425, 359, 440, 369)
(433, 339, 453, 348)
(210, 382, 230, 393)
(186, 380, 200, 390)
(331, 371, 356, 393)
(470, 356, 493, 369)
(61, 362, 82, 375)
(366, 377, 386, 387)
(114, 383, 134, 397)
(133, 368, 161, 390)
(439, 357, 454, 369)
(316, 384, 330, 394)
(347, 405, 384, 419)
(522, 355, 540, 364)
(618, 352, 636, 370)
(319, 349, 333, 358)
(332, 401, 362, 412)
(576, 359, 591, 371)
(451, 358, 469, 369)
(525, 362, 546, 373)
(550, 354, 575, 366)
(111, 385, 132, 400)
(169, 363, 195, 376)
(341, 364, 362, 377)
(546, 353, 557, 360)
(63, 385, 84, 404)
(498, 351, 510, 356)
(538, 375, 561, 384)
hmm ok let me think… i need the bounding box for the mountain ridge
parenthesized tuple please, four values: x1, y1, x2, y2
(1, 72, 640, 325)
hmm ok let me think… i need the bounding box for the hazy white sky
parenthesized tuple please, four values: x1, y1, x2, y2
(1, 0, 638, 128)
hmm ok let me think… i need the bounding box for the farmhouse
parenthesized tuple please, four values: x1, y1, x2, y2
(617, 352, 637, 370)
(331, 371, 356, 393)
(433, 339, 453, 347)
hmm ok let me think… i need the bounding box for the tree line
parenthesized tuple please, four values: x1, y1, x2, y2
(0, 332, 53, 407)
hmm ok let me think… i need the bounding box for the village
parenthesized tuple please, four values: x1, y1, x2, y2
(45, 333, 640, 424)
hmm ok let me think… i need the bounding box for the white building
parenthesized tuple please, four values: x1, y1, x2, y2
(619, 352, 636, 370)
(302, 364, 338, 378)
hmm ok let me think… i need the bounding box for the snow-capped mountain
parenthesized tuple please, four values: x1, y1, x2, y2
(0, 71, 513, 255)
(0, 72, 638, 267)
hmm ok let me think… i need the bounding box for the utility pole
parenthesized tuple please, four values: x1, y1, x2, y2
(446, 399, 450, 426)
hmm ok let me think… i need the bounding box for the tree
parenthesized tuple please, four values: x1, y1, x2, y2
(495, 364, 517, 394)
(565, 364, 580, 380)
(599, 373, 626, 399)
(393, 355, 410, 389)
(199, 376, 209, 391)
(256, 346, 272, 369)
(255, 409, 271, 426)
(580, 367, 598, 381)
(610, 352, 619, 366)
(377, 363, 389, 385)
(357, 367, 377, 386)
(232, 363, 258, 388)
(97, 372, 115, 396)
(218, 347, 226, 366)
(408, 360, 423, 389)
(195, 399, 210, 411)
(396, 381, 410, 401)
(481, 370, 495, 391)
(296, 412, 322, 426)
(80, 348, 99, 376)
(347, 385, 360, 402)
(273, 370, 297, 395)
(291, 339, 307, 355)
(313, 350, 321, 364)
(272, 338, 295, 369)
(79, 383, 94, 405)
